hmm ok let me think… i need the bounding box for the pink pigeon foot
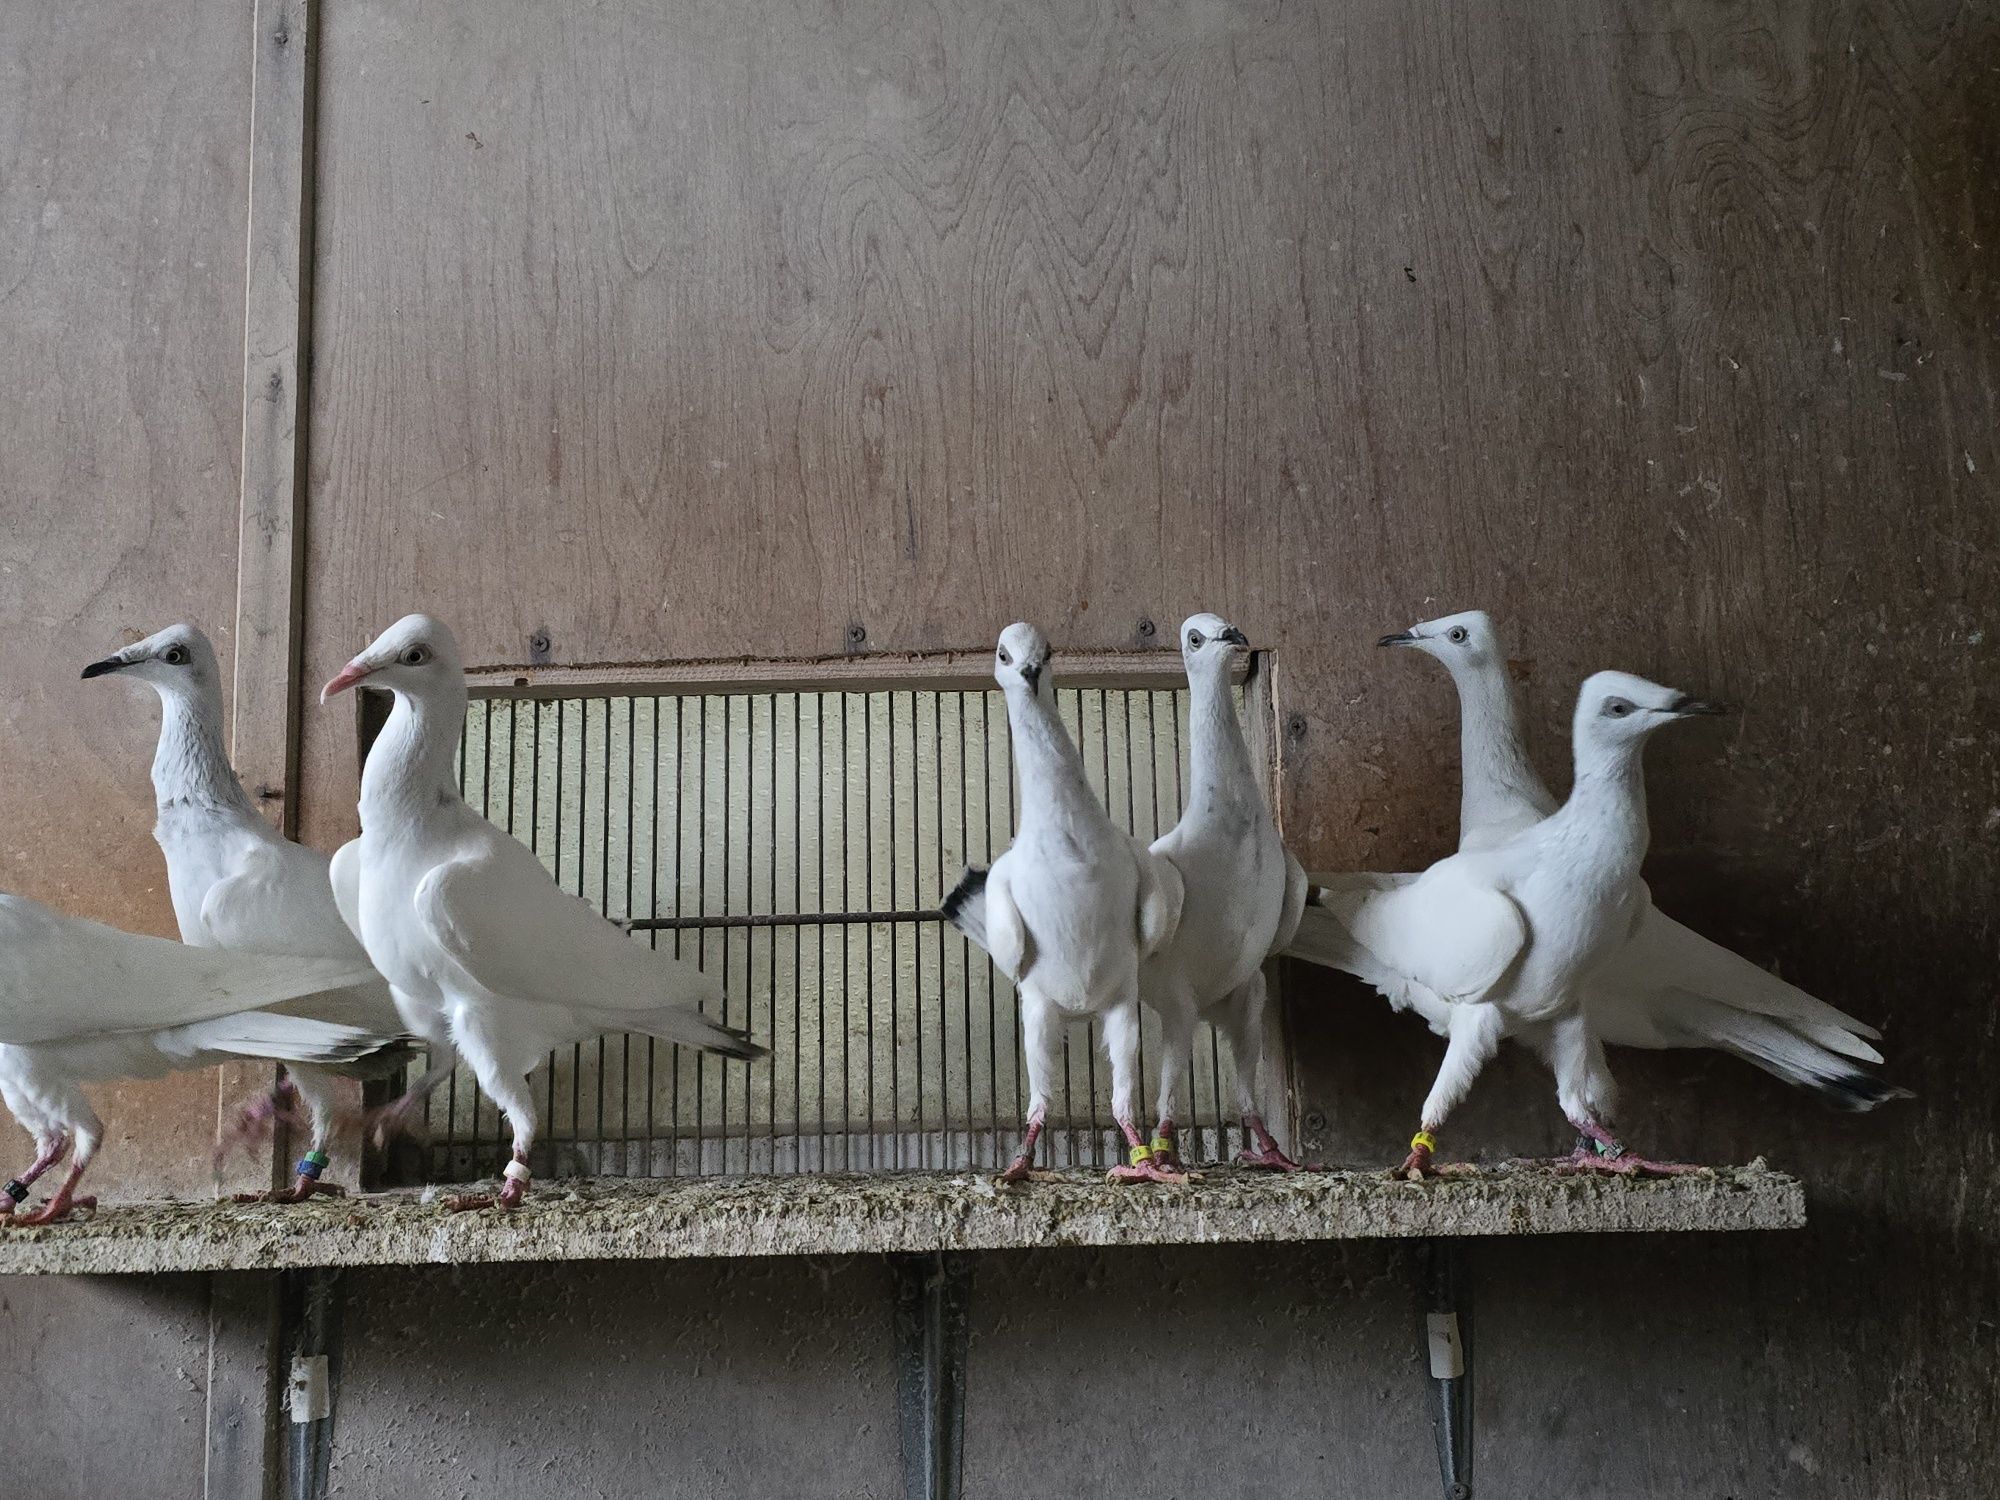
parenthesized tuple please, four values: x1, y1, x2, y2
(235, 1175, 348, 1205)
(1558, 1119, 1701, 1177)
(996, 1118, 1048, 1185)
(362, 1091, 434, 1151)
(212, 1079, 306, 1172)
(446, 1155, 530, 1211)
(1149, 1122, 1185, 1173)
(1236, 1114, 1322, 1172)
(1106, 1157, 1190, 1185)
(1552, 1145, 1702, 1177)
(6, 1162, 96, 1226)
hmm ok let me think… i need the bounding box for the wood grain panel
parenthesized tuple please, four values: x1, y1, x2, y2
(0, 0, 256, 1203)
(295, 1, 1995, 1493)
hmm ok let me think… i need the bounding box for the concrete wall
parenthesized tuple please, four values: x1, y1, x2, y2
(0, 2, 1994, 1497)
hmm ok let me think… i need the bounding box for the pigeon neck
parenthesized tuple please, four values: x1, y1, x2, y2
(1003, 680, 1105, 832)
(1184, 662, 1257, 819)
(1451, 658, 1553, 830)
(152, 683, 256, 816)
(360, 685, 465, 822)
(1554, 738, 1650, 860)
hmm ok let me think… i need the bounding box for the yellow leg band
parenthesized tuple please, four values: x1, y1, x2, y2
(1149, 1136, 1174, 1156)
(1127, 1143, 1154, 1167)
(1410, 1130, 1438, 1154)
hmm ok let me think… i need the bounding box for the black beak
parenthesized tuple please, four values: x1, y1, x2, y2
(1668, 695, 1728, 717)
(1377, 630, 1419, 648)
(80, 656, 129, 680)
(1217, 626, 1249, 648)
(1020, 662, 1043, 690)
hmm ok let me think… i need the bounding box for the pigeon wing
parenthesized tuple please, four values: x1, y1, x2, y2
(0, 893, 380, 1046)
(1315, 863, 1526, 1004)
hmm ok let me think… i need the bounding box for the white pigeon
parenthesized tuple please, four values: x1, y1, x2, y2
(0, 891, 395, 1225)
(940, 622, 1187, 1184)
(321, 613, 768, 1210)
(1139, 613, 1310, 1172)
(85, 624, 450, 1202)
(1291, 671, 1733, 1177)
(1367, 609, 1901, 1110)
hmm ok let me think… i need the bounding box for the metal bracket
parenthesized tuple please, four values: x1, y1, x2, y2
(280, 1267, 340, 1500)
(1419, 1240, 1473, 1500)
(891, 1251, 972, 1500)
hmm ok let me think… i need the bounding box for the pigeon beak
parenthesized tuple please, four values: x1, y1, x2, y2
(1377, 630, 1419, 648)
(80, 656, 130, 680)
(1217, 626, 1250, 648)
(320, 660, 373, 704)
(1668, 695, 1728, 717)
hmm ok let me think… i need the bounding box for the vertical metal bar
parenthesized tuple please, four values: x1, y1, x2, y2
(695, 695, 709, 1173)
(955, 692, 974, 1168)
(863, 693, 876, 1169)
(646, 696, 661, 1170)
(1122, 689, 1145, 1134)
(792, 694, 804, 1173)
(840, 694, 852, 1171)
(892, 1252, 972, 1500)
(1420, 1241, 1474, 1500)
(669, 694, 685, 1174)
(598, 698, 611, 1164)
(721, 693, 734, 1174)
(768, 693, 780, 1174)
(814, 696, 827, 1171)
(932, 691, 945, 1171)
(887, 691, 900, 1168)
(623, 696, 635, 1174)
(1058, 692, 1076, 1166)
(1002, 692, 1020, 1150)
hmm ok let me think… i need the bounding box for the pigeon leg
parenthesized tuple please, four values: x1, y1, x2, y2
(213, 1076, 306, 1175)
(997, 1110, 1046, 1184)
(1237, 1112, 1321, 1173)
(11, 1124, 100, 1226)
(236, 1067, 347, 1203)
(998, 992, 1063, 1184)
(1151, 992, 1198, 1171)
(1215, 973, 1321, 1170)
(1392, 1005, 1503, 1177)
(362, 1048, 456, 1150)
(446, 1066, 538, 1211)
(1104, 998, 1188, 1185)
(0, 1133, 70, 1220)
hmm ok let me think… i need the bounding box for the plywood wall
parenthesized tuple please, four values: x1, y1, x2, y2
(0, 0, 255, 1201)
(1, 1, 1994, 1494)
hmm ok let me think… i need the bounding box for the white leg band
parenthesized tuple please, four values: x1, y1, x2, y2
(502, 1160, 532, 1184)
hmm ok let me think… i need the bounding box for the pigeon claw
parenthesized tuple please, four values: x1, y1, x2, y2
(5, 1193, 96, 1227)
(1552, 1146, 1702, 1178)
(1106, 1159, 1190, 1186)
(233, 1176, 348, 1205)
(1236, 1145, 1322, 1173)
(1391, 1147, 1438, 1181)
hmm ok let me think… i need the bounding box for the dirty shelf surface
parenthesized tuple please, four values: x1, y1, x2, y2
(0, 1161, 1802, 1276)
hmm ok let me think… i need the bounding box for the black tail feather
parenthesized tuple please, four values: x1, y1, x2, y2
(940, 865, 987, 925)
(1809, 1068, 1914, 1113)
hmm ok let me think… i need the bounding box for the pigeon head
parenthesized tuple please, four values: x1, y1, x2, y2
(81, 623, 220, 695)
(1573, 669, 1727, 756)
(993, 622, 1052, 697)
(1378, 608, 1499, 668)
(1179, 612, 1249, 670)
(321, 613, 464, 704)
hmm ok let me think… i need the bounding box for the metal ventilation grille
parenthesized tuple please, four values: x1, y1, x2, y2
(396, 677, 1265, 1182)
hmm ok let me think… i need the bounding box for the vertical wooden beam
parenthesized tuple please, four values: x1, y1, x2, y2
(205, 1272, 283, 1500)
(233, 0, 317, 838)
(220, 0, 319, 1196)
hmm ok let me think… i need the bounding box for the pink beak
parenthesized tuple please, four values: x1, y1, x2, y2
(320, 660, 373, 704)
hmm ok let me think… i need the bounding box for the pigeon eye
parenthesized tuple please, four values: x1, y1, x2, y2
(997, 648, 1012, 666)
(160, 645, 190, 666)
(1447, 626, 1469, 644)
(1603, 697, 1633, 717)
(1187, 631, 1205, 649)
(401, 644, 432, 667)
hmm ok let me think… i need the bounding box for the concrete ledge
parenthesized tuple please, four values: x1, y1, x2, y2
(0, 1160, 1803, 1276)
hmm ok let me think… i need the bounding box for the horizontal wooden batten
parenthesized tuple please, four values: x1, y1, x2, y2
(459, 649, 1255, 700)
